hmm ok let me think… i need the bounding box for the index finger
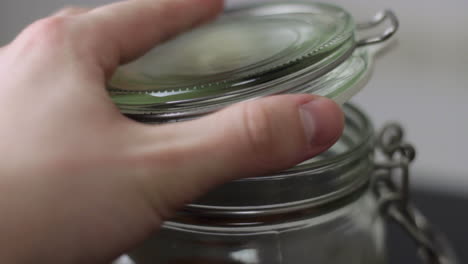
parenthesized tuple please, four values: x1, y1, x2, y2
(83, 0, 223, 72)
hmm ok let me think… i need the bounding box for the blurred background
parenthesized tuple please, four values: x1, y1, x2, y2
(1, 0, 467, 262)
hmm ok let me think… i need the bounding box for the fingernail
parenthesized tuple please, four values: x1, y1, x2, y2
(299, 97, 343, 146)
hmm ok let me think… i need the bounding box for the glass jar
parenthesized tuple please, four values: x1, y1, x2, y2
(128, 103, 385, 264)
(109, 2, 457, 264)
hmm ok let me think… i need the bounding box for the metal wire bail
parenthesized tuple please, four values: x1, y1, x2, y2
(356, 10, 399, 47)
(373, 123, 458, 264)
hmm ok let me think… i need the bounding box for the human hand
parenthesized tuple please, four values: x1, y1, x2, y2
(0, 0, 343, 263)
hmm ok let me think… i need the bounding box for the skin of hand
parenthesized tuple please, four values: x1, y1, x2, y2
(0, 0, 344, 263)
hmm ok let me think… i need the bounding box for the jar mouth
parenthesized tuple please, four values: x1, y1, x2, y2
(186, 103, 375, 215)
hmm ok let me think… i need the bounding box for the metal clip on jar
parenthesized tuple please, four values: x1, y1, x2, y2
(109, 3, 458, 264)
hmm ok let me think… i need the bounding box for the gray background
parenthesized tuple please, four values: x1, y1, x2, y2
(1, 0, 467, 195)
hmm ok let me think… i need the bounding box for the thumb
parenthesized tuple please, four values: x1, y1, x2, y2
(131, 94, 344, 216)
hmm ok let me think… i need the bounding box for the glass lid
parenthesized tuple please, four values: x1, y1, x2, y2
(108, 2, 398, 120)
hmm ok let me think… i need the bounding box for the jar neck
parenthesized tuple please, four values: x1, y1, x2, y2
(177, 104, 375, 221)
(172, 182, 370, 229)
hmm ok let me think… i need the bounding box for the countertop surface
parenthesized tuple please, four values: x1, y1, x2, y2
(387, 186, 467, 264)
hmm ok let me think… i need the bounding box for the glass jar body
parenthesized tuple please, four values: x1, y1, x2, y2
(116, 103, 384, 264)
(128, 191, 385, 264)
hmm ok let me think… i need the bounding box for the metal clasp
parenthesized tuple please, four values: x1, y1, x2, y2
(356, 10, 399, 47)
(373, 123, 458, 264)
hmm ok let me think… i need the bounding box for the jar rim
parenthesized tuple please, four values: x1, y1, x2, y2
(246, 103, 374, 179)
(186, 103, 375, 214)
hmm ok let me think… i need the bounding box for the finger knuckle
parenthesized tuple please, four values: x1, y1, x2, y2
(21, 17, 71, 47)
(240, 102, 277, 160)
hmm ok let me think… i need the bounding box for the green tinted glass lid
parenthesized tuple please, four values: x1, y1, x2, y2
(108, 2, 398, 120)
